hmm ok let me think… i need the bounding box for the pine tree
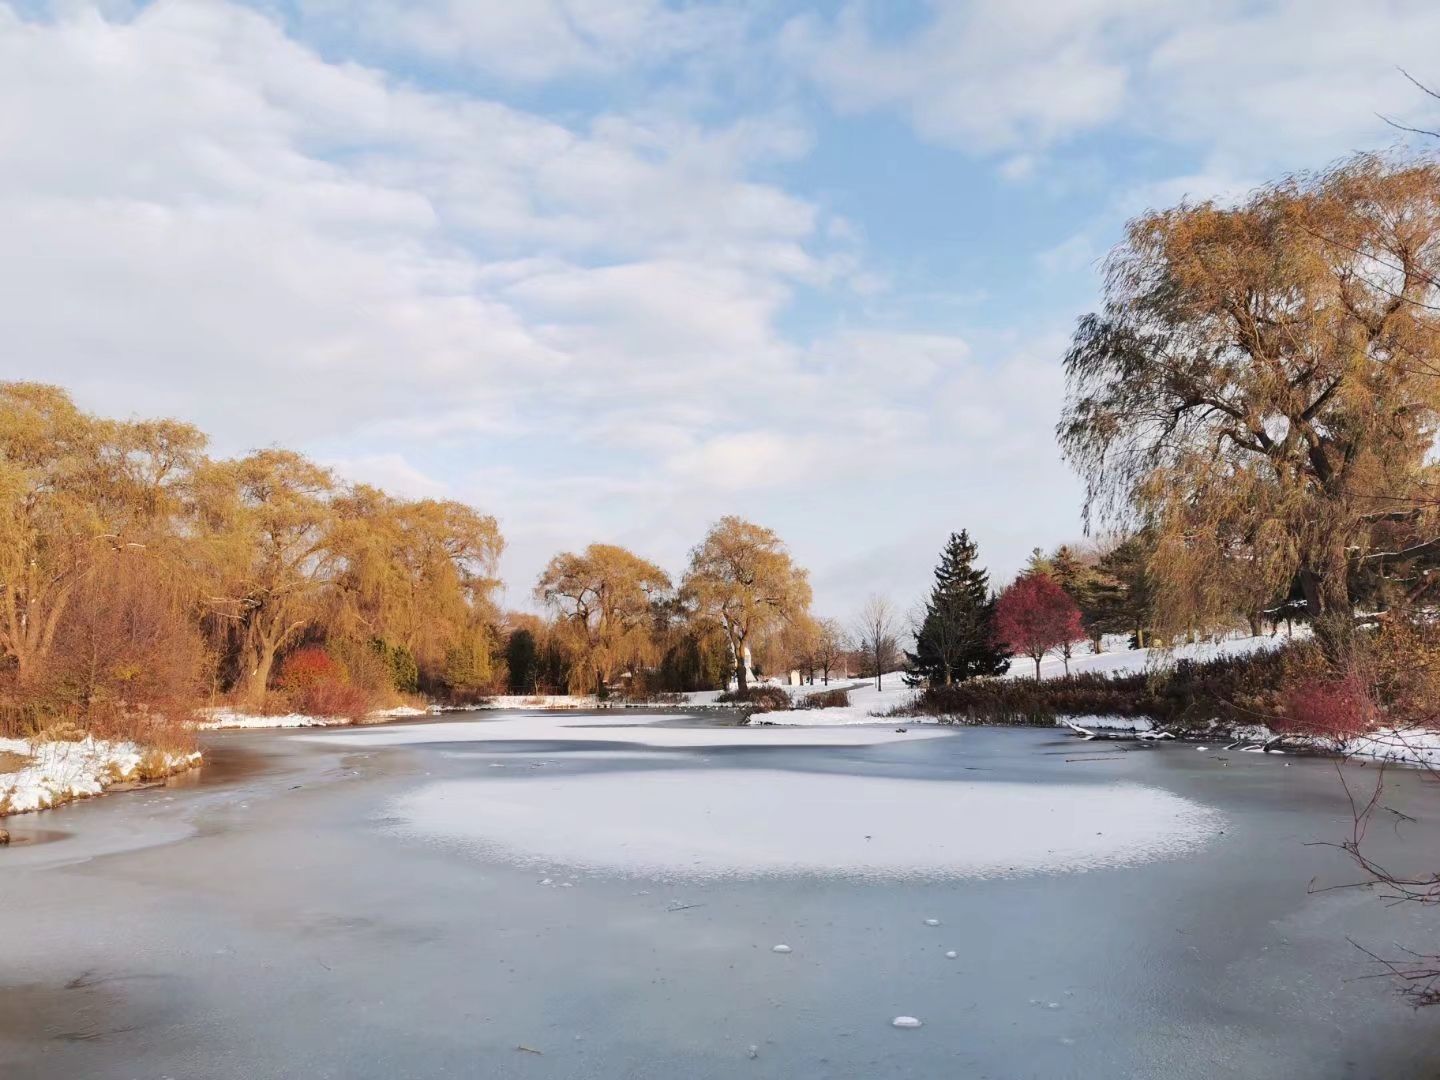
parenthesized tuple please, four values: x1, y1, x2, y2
(1097, 536, 1155, 648)
(906, 531, 1010, 687)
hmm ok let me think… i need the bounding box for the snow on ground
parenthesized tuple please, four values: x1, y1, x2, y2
(1010, 631, 1297, 682)
(1337, 728, 1440, 769)
(0, 736, 200, 816)
(756, 673, 919, 726)
(470, 694, 600, 710)
(198, 703, 438, 730)
(389, 768, 1222, 881)
(1055, 715, 1156, 733)
(1051, 712, 1440, 769)
(198, 709, 351, 730)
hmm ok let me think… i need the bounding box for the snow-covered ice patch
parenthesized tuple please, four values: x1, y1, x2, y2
(304, 713, 947, 751)
(388, 768, 1221, 881)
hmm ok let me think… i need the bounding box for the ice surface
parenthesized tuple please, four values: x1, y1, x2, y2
(389, 767, 1222, 881)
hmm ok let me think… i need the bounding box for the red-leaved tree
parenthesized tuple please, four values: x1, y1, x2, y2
(995, 572, 1085, 679)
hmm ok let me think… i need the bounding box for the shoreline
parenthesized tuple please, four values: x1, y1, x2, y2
(6, 697, 1435, 825)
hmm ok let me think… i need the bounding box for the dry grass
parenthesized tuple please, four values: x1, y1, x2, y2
(0, 750, 29, 774)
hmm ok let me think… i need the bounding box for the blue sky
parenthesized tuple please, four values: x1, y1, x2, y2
(1, 0, 1437, 619)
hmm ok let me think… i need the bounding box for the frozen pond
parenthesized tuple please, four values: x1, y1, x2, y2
(393, 770, 1220, 880)
(3, 711, 1440, 1078)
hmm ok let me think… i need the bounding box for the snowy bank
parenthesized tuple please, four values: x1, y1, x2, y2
(471, 694, 598, 711)
(0, 736, 200, 816)
(1334, 728, 1440, 769)
(1049, 714, 1440, 769)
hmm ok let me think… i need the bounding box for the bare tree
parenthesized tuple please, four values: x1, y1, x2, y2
(1315, 750, 1440, 1006)
(813, 617, 847, 685)
(853, 595, 900, 691)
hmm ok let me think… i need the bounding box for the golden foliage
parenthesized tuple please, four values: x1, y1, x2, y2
(536, 543, 671, 695)
(0, 384, 507, 734)
(1061, 153, 1440, 647)
(681, 516, 812, 691)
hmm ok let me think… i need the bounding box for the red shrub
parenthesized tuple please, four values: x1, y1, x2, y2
(277, 645, 342, 693)
(276, 645, 372, 720)
(294, 680, 372, 721)
(1277, 673, 1379, 740)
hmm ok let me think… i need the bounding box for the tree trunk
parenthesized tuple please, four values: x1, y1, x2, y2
(1033, 655, 1042, 680)
(732, 634, 748, 693)
(244, 644, 276, 706)
(1301, 539, 1354, 660)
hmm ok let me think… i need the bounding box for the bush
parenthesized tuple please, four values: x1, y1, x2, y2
(277, 644, 373, 720)
(1276, 673, 1378, 739)
(716, 685, 792, 712)
(1365, 617, 1440, 727)
(329, 638, 395, 699)
(0, 550, 209, 748)
(798, 688, 850, 710)
(909, 644, 1309, 729)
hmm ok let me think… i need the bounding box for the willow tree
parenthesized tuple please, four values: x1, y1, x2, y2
(194, 450, 336, 704)
(331, 486, 504, 684)
(1059, 154, 1440, 653)
(0, 383, 206, 683)
(535, 543, 670, 696)
(681, 516, 812, 693)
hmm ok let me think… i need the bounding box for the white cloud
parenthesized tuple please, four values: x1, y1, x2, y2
(789, 0, 1440, 172)
(0, 0, 1130, 620)
(783, 0, 1157, 152)
(667, 430, 822, 491)
(0, 0, 843, 450)
(296, 0, 743, 83)
(323, 453, 451, 498)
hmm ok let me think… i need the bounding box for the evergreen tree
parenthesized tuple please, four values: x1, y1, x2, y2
(1097, 536, 1155, 648)
(906, 531, 1010, 686)
(1048, 545, 1085, 596)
